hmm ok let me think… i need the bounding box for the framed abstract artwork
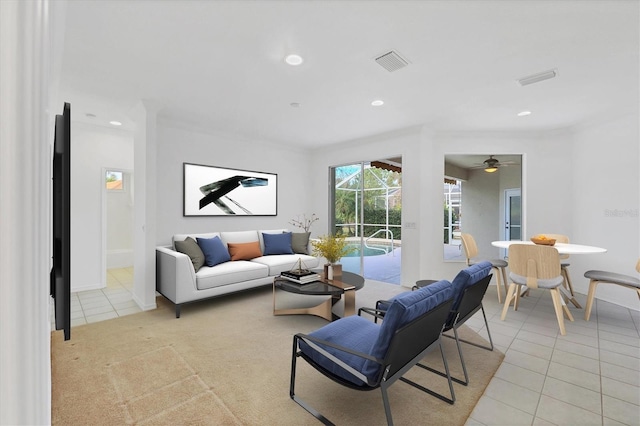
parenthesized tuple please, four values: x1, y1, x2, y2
(183, 163, 277, 216)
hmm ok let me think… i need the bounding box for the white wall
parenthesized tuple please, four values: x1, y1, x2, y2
(570, 112, 639, 309)
(71, 122, 133, 291)
(155, 120, 316, 244)
(1, 1, 55, 423)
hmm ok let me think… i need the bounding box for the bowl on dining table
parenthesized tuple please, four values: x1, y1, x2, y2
(530, 235, 556, 246)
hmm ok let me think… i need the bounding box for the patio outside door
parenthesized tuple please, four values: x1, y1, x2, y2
(330, 161, 402, 284)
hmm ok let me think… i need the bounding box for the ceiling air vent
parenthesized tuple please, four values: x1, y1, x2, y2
(375, 50, 409, 72)
(517, 69, 558, 86)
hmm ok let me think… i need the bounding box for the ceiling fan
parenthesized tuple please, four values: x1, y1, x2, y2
(472, 155, 518, 173)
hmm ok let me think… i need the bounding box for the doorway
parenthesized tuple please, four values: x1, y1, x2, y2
(444, 154, 522, 261)
(330, 158, 402, 284)
(102, 168, 134, 286)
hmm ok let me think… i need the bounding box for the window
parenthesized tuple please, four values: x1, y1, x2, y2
(105, 170, 124, 191)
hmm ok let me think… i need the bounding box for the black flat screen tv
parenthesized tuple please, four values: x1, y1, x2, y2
(51, 102, 71, 340)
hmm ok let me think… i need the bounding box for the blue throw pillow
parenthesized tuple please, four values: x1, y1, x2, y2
(263, 232, 293, 255)
(197, 236, 231, 267)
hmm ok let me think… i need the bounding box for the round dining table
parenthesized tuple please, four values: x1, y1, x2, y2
(491, 240, 607, 254)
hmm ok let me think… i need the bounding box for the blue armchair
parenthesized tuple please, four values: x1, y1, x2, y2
(363, 262, 493, 386)
(290, 279, 454, 425)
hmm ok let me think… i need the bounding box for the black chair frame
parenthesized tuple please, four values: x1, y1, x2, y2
(424, 274, 494, 386)
(290, 298, 455, 426)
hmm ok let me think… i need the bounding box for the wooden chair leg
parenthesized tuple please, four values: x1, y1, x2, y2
(514, 284, 521, 311)
(501, 267, 509, 301)
(562, 267, 582, 309)
(561, 300, 574, 322)
(584, 280, 599, 321)
(550, 288, 566, 336)
(501, 284, 517, 320)
(562, 267, 575, 295)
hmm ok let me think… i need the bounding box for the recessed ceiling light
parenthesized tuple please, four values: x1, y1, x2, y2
(517, 111, 532, 117)
(290, 102, 300, 108)
(109, 121, 122, 126)
(285, 54, 303, 66)
(371, 100, 384, 106)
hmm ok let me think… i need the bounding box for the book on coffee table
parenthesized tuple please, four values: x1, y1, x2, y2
(280, 271, 321, 284)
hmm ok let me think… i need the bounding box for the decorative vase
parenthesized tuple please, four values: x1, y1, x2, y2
(323, 263, 331, 280)
(331, 263, 342, 279)
(324, 263, 342, 280)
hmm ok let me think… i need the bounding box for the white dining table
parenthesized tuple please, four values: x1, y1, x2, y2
(491, 240, 607, 254)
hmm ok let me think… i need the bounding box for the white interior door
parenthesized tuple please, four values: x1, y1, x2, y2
(505, 188, 521, 239)
(503, 188, 521, 258)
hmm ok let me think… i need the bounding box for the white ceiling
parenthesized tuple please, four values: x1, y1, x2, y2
(57, 0, 639, 148)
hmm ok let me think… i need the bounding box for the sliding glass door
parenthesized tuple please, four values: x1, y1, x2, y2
(330, 159, 402, 284)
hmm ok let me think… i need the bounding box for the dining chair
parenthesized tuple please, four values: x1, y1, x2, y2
(583, 258, 640, 321)
(460, 233, 508, 303)
(501, 244, 573, 335)
(541, 233, 581, 308)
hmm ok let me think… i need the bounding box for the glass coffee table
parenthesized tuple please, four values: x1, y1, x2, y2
(273, 270, 365, 321)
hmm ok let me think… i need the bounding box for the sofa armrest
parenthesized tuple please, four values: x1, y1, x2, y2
(156, 246, 197, 304)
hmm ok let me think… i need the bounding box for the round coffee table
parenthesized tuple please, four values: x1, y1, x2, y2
(273, 270, 364, 321)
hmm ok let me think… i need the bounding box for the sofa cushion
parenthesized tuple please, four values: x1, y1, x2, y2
(252, 254, 319, 276)
(195, 261, 268, 290)
(258, 229, 288, 253)
(174, 237, 205, 272)
(197, 236, 231, 267)
(263, 232, 294, 255)
(228, 241, 262, 261)
(290, 232, 311, 254)
(173, 232, 220, 250)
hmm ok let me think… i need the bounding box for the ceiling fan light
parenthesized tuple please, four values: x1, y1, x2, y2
(484, 166, 498, 173)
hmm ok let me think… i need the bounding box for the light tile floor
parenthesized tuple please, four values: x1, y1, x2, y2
(59, 270, 639, 425)
(465, 284, 640, 426)
(67, 267, 141, 327)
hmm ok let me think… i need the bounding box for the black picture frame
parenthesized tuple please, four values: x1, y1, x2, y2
(183, 163, 278, 216)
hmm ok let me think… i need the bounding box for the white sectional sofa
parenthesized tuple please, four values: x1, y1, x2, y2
(156, 229, 319, 317)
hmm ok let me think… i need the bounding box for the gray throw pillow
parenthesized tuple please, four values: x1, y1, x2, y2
(175, 237, 205, 272)
(290, 232, 311, 254)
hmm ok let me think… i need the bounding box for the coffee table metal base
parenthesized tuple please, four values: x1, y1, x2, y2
(272, 272, 363, 321)
(272, 295, 334, 321)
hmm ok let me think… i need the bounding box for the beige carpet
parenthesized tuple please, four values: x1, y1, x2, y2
(52, 281, 504, 425)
